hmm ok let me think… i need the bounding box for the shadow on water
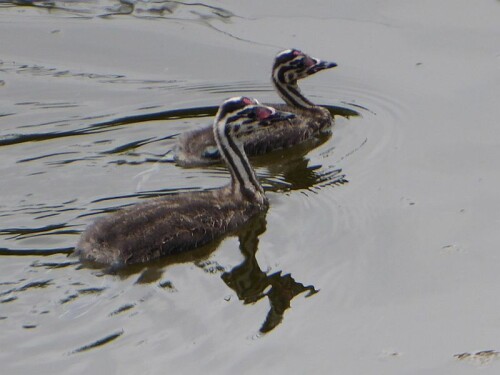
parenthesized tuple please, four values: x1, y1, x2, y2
(251, 134, 349, 193)
(1, 100, 354, 337)
(0, 106, 215, 147)
(0, 0, 235, 21)
(85, 211, 318, 334)
(0, 247, 74, 256)
(221, 212, 318, 333)
(71, 331, 124, 355)
(1, 104, 357, 148)
(0, 104, 353, 255)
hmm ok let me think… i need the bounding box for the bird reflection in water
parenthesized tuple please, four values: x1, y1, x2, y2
(251, 133, 347, 194)
(221, 212, 318, 333)
(120, 213, 318, 333)
(74, 112, 348, 332)
(110, 210, 318, 333)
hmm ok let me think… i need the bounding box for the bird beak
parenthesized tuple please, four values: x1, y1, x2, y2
(262, 110, 296, 125)
(307, 58, 337, 75)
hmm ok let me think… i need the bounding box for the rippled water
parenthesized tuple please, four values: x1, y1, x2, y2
(2, 1, 500, 374)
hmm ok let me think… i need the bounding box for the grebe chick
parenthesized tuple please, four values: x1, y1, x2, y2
(75, 97, 294, 266)
(174, 49, 337, 167)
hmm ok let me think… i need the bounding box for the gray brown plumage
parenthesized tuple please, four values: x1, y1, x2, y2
(174, 49, 337, 167)
(76, 97, 294, 266)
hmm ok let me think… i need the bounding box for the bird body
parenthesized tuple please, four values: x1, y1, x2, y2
(174, 49, 337, 167)
(76, 187, 262, 265)
(76, 97, 294, 266)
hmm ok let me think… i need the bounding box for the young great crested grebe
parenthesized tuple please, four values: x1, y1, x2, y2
(76, 97, 294, 266)
(174, 49, 337, 167)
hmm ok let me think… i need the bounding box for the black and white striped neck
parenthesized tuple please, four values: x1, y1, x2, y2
(272, 73, 315, 109)
(213, 116, 266, 205)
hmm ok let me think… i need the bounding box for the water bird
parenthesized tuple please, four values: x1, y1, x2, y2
(76, 97, 294, 266)
(174, 49, 337, 166)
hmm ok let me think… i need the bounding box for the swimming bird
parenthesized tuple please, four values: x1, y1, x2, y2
(76, 97, 295, 266)
(174, 49, 337, 166)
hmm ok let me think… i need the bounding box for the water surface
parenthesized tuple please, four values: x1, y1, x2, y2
(1, 1, 500, 374)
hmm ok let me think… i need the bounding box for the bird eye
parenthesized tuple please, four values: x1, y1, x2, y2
(241, 97, 254, 105)
(289, 56, 306, 69)
(254, 107, 273, 120)
(303, 56, 316, 68)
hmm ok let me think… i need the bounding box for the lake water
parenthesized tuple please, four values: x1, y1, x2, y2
(1, 1, 500, 374)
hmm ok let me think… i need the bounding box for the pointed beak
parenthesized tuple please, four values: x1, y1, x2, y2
(261, 110, 296, 125)
(307, 59, 337, 75)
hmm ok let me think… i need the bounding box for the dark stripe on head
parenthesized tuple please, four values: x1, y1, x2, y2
(227, 104, 254, 124)
(226, 114, 242, 124)
(273, 49, 301, 70)
(276, 65, 297, 84)
(217, 97, 257, 122)
(213, 97, 264, 200)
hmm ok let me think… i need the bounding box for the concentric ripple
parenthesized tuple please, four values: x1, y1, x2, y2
(0, 68, 408, 361)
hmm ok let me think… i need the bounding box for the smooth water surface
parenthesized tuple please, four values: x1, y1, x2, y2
(1, 1, 500, 374)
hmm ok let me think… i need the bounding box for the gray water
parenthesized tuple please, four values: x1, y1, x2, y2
(1, 1, 500, 374)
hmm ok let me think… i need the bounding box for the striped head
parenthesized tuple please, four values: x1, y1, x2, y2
(214, 96, 295, 139)
(213, 97, 295, 204)
(273, 49, 337, 84)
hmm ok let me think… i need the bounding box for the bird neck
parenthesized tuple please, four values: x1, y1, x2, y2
(214, 122, 267, 206)
(272, 74, 315, 109)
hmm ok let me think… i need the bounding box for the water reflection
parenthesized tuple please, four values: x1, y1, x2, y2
(0, 99, 352, 335)
(0, 103, 351, 255)
(0, 105, 213, 147)
(103, 211, 318, 333)
(252, 134, 348, 193)
(71, 331, 124, 354)
(0, 0, 235, 21)
(221, 212, 318, 333)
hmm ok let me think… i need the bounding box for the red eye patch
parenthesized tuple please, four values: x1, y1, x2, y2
(293, 50, 302, 56)
(242, 97, 255, 105)
(254, 107, 273, 120)
(304, 56, 316, 68)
